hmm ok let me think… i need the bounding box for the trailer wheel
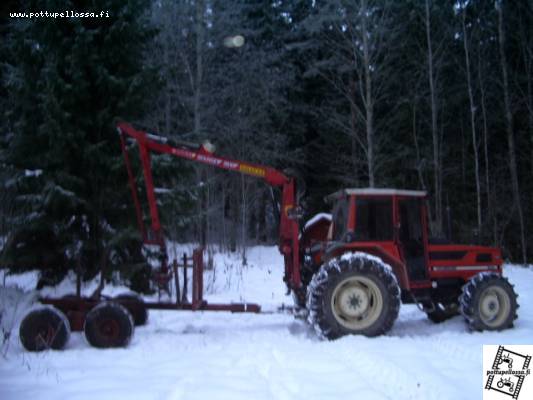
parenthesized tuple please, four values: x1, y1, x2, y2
(84, 302, 134, 348)
(19, 307, 70, 352)
(460, 273, 518, 331)
(426, 303, 459, 323)
(114, 292, 148, 326)
(307, 254, 400, 339)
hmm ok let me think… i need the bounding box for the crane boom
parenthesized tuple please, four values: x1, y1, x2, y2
(116, 121, 302, 290)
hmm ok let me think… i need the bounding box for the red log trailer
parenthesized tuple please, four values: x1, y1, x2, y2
(19, 122, 518, 350)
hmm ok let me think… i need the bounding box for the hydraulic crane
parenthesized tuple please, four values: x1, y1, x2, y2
(116, 121, 302, 294)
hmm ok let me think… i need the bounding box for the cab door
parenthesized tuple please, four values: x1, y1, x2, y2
(398, 198, 428, 281)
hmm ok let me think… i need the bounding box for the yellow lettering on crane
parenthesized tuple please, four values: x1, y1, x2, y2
(239, 164, 266, 177)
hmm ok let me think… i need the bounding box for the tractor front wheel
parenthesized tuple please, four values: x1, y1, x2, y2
(459, 273, 518, 331)
(307, 254, 400, 339)
(84, 302, 134, 348)
(19, 306, 71, 352)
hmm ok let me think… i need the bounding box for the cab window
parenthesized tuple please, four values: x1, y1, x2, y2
(331, 199, 348, 241)
(354, 198, 393, 241)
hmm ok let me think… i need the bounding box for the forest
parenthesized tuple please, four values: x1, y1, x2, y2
(1, 0, 532, 288)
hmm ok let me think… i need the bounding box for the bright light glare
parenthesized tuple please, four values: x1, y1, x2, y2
(202, 140, 216, 154)
(223, 35, 245, 48)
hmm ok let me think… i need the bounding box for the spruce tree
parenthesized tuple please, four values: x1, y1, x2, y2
(2, 0, 156, 286)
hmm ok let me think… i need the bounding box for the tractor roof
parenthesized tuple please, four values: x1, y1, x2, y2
(325, 188, 427, 202)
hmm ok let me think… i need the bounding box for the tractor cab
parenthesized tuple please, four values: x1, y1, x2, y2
(327, 188, 429, 282)
(302, 188, 431, 286)
(303, 187, 503, 290)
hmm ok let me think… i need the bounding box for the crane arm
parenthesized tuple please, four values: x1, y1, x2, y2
(117, 122, 289, 187)
(116, 121, 302, 290)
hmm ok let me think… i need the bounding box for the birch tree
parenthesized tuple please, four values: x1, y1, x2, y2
(302, 0, 402, 187)
(459, 3, 482, 232)
(424, 0, 443, 234)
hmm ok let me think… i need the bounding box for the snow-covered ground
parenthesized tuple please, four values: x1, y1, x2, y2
(1, 246, 532, 400)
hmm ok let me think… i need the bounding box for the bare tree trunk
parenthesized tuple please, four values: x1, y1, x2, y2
(240, 174, 247, 265)
(425, 0, 442, 233)
(529, 69, 533, 178)
(350, 79, 360, 185)
(497, 2, 527, 264)
(361, 0, 375, 187)
(477, 45, 495, 242)
(91, 248, 110, 299)
(193, 0, 204, 135)
(0, 183, 16, 263)
(194, 0, 206, 246)
(259, 189, 267, 243)
(529, 63, 533, 177)
(516, 0, 533, 177)
(461, 10, 482, 232)
(229, 180, 238, 253)
(412, 103, 428, 190)
(163, 41, 171, 135)
(460, 114, 466, 187)
(220, 182, 227, 251)
(522, 32, 533, 177)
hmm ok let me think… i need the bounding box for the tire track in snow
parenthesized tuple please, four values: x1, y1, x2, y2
(336, 342, 446, 400)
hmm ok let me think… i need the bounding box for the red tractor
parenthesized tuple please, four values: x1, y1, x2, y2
(18, 122, 518, 350)
(300, 188, 518, 338)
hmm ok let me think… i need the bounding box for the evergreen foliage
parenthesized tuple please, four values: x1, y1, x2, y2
(1, 0, 157, 286)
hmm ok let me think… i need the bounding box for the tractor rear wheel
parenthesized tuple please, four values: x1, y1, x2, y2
(459, 273, 518, 331)
(84, 302, 134, 348)
(19, 306, 70, 352)
(307, 254, 400, 339)
(114, 292, 148, 326)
